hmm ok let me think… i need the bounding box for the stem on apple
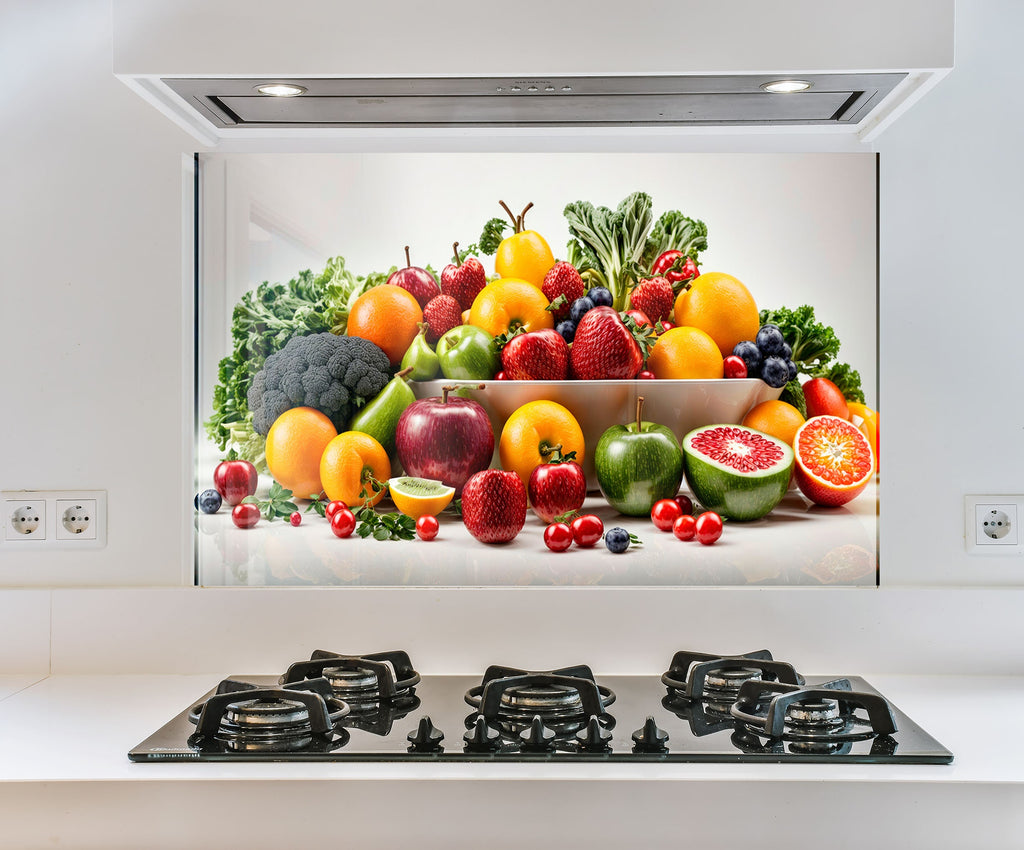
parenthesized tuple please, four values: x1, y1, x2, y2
(404, 245, 412, 268)
(636, 395, 646, 432)
(452, 242, 461, 266)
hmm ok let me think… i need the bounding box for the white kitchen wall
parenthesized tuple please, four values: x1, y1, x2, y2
(0, 0, 1022, 592)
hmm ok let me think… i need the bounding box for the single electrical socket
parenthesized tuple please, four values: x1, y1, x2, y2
(964, 495, 1024, 555)
(0, 490, 106, 549)
(4, 499, 46, 541)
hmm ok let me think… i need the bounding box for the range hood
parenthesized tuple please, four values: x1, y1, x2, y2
(113, 0, 953, 150)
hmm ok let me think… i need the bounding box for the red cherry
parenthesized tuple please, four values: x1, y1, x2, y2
(570, 514, 604, 548)
(494, 371, 508, 380)
(651, 498, 683, 531)
(330, 508, 357, 538)
(231, 503, 260, 529)
(416, 514, 439, 541)
(658, 320, 676, 333)
(289, 511, 302, 527)
(543, 522, 574, 552)
(638, 369, 656, 380)
(325, 500, 349, 520)
(674, 494, 693, 516)
(723, 355, 748, 379)
(672, 514, 697, 541)
(695, 511, 723, 545)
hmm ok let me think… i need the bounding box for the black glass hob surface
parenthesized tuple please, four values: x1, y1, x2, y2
(129, 650, 953, 764)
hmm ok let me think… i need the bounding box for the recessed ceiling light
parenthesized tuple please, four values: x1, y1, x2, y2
(760, 80, 813, 94)
(255, 83, 307, 97)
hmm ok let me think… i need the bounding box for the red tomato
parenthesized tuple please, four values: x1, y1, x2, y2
(325, 500, 349, 520)
(638, 370, 656, 380)
(231, 502, 260, 529)
(672, 514, 697, 541)
(330, 508, 357, 538)
(651, 499, 683, 531)
(543, 522, 574, 552)
(802, 377, 850, 420)
(289, 512, 302, 527)
(416, 515, 439, 541)
(695, 511, 723, 545)
(570, 514, 604, 548)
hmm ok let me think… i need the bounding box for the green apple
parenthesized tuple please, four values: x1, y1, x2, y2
(595, 396, 684, 516)
(436, 324, 498, 380)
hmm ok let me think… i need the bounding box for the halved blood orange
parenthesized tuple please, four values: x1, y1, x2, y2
(793, 415, 875, 507)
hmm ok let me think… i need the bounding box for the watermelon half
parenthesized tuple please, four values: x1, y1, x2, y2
(682, 424, 794, 521)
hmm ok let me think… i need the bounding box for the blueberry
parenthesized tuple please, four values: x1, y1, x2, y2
(605, 527, 630, 554)
(732, 340, 762, 374)
(760, 356, 790, 389)
(588, 287, 613, 308)
(756, 324, 787, 357)
(195, 488, 222, 514)
(569, 296, 595, 325)
(786, 359, 797, 381)
(555, 319, 577, 344)
(780, 341, 792, 360)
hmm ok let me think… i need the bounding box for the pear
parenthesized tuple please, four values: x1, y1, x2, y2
(400, 323, 441, 380)
(349, 367, 416, 455)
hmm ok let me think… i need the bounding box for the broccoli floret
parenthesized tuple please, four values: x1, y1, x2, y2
(248, 333, 391, 435)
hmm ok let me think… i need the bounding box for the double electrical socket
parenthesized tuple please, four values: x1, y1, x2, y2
(2, 490, 107, 549)
(964, 495, 1024, 556)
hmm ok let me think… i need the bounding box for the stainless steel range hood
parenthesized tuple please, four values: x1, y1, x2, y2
(163, 74, 907, 130)
(113, 0, 953, 150)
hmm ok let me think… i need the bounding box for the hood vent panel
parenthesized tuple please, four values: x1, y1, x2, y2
(166, 74, 905, 129)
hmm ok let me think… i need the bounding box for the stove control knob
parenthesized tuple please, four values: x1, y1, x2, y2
(463, 715, 502, 752)
(519, 715, 557, 752)
(407, 716, 444, 752)
(631, 716, 670, 753)
(576, 714, 613, 752)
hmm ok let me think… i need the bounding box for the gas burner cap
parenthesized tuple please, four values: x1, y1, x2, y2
(224, 697, 310, 729)
(500, 682, 584, 715)
(661, 650, 804, 703)
(323, 665, 380, 693)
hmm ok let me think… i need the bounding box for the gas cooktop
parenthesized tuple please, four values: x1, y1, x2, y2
(128, 649, 953, 764)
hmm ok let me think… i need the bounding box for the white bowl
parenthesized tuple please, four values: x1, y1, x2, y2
(411, 379, 782, 490)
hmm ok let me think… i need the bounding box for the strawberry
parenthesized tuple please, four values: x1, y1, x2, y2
(440, 242, 488, 311)
(528, 454, 587, 523)
(541, 261, 585, 322)
(422, 294, 463, 344)
(570, 306, 654, 380)
(628, 276, 675, 324)
(500, 329, 569, 380)
(461, 469, 527, 543)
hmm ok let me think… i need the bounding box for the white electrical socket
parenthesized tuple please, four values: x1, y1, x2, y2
(0, 490, 106, 549)
(4, 499, 46, 541)
(964, 495, 1024, 555)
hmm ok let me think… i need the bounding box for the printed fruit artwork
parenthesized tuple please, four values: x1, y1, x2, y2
(265, 406, 338, 500)
(347, 284, 424, 366)
(493, 201, 556, 287)
(388, 476, 455, 519)
(348, 368, 416, 456)
(793, 415, 874, 507)
(500, 329, 569, 381)
(319, 431, 392, 507)
(645, 326, 724, 380)
(628, 276, 675, 324)
(674, 272, 760, 359)
(499, 400, 585, 489)
(435, 324, 498, 381)
(570, 306, 651, 380)
(682, 424, 793, 521)
(741, 400, 806, 449)
(400, 324, 441, 380)
(803, 377, 850, 420)
(847, 402, 879, 473)
(422, 294, 463, 344)
(528, 451, 587, 524)
(461, 469, 528, 544)
(214, 458, 258, 506)
(386, 246, 440, 308)
(542, 261, 586, 322)
(395, 386, 495, 495)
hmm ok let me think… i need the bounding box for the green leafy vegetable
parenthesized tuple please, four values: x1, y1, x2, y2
(463, 218, 509, 258)
(563, 191, 654, 310)
(242, 482, 298, 521)
(808, 362, 865, 404)
(779, 379, 808, 418)
(354, 506, 416, 541)
(642, 210, 709, 270)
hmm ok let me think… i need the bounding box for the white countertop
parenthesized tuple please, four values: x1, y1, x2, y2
(0, 673, 1021, 848)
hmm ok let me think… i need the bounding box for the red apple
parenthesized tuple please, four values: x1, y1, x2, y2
(387, 246, 440, 309)
(528, 457, 586, 523)
(214, 458, 258, 506)
(394, 387, 495, 495)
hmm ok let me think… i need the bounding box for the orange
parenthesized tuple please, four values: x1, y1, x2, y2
(741, 400, 806, 448)
(793, 415, 874, 507)
(498, 400, 585, 487)
(265, 407, 339, 499)
(495, 231, 555, 287)
(346, 285, 423, 366)
(645, 326, 724, 379)
(319, 431, 392, 507)
(847, 402, 879, 473)
(673, 272, 759, 358)
(468, 278, 554, 337)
